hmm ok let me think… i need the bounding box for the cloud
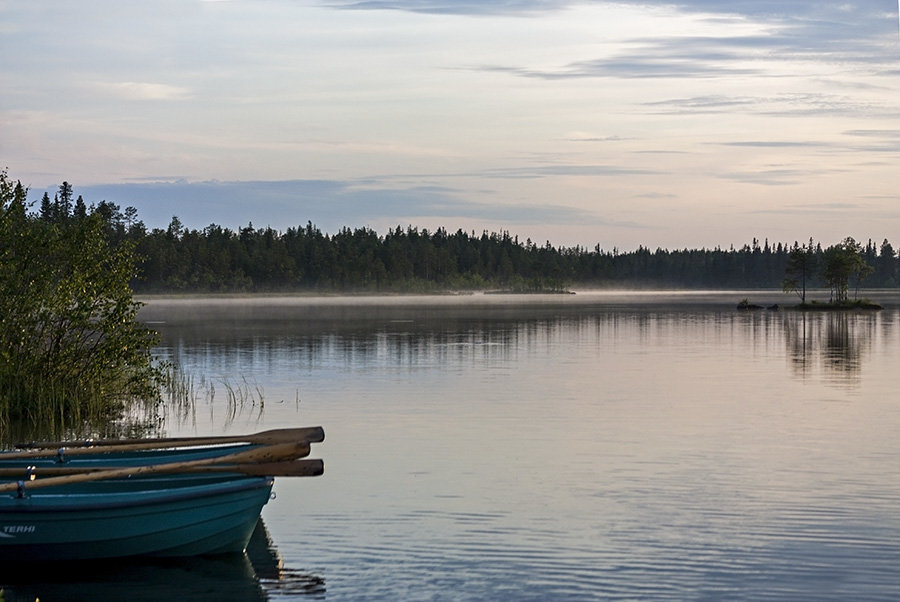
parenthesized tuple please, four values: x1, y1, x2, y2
(750, 201, 866, 215)
(717, 141, 831, 148)
(328, 0, 572, 16)
(641, 95, 768, 114)
(843, 130, 900, 138)
(565, 133, 624, 143)
(643, 93, 900, 119)
(479, 61, 755, 80)
(635, 192, 678, 199)
(717, 166, 850, 187)
(329, 0, 896, 51)
(481, 165, 661, 179)
(461, 0, 896, 90)
(93, 82, 193, 101)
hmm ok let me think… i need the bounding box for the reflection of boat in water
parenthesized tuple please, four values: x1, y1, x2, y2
(247, 518, 327, 597)
(0, 519, 325, 601)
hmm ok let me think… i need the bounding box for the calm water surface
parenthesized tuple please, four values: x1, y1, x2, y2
(7, 291, 900, 600)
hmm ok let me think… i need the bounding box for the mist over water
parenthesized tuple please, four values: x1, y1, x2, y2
(152, 292, 900, 600)
(8, 292, 900, 600)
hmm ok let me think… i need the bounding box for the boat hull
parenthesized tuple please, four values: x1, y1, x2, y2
(0, 475, 273, 562)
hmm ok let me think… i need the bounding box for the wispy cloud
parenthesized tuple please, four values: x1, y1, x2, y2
(843, 129, 900, 138)
(93, 81, 193, 101)
(481, 165, 661, 179)
(644, 93, 900, 119)
(328, 0, 573, 16)
(478, 56, 761, 80)
(716, 141, 831, 149)
(718, 167, 850, 187)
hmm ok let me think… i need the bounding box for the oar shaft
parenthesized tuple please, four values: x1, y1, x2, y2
(0, 441, 253, 461)
(3, 427, 325, 461)
(15, 426, 325, 450)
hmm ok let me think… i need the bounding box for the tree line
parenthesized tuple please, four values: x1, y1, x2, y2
(29, 182, 900, 294)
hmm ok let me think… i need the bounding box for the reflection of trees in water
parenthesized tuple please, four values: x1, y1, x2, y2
(152, 302, 887, 393)
(156, 312, 534, 375)
(783, 312, 878, 386)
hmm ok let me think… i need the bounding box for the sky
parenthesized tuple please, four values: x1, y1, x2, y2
(2, 1, 899, 251)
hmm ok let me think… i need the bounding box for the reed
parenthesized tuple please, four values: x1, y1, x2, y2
(0, 362, 272, 448)
(159, 367, 267, 430)
(0, 379, 162, 449)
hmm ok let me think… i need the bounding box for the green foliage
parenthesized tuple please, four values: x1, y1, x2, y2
(0, 170, 162, 426)
(782, 240, 817, 301)
(821, 237, 873, 303)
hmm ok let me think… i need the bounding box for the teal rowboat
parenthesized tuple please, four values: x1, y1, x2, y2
(0, 474, 274, 561)
(0, 427, 324, 562)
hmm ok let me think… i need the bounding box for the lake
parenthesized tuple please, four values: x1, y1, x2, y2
(5, 291, 900, 600)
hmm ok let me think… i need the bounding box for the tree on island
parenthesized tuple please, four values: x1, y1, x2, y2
(821, 237, 873, 304)
(782, 239, 817, 302)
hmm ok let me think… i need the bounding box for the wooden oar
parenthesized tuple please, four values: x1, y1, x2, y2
(1, 441, 253, 461)
(0, 458, 324, 479)
(0, 441, 309, 494)
(15, 426, 325, 450)
(2, 427, 325, 461)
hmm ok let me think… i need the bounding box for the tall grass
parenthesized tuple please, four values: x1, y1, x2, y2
(0, 364, 272, 447)
(0, 369, 159, 443)
(0, 384, 163, 448)
(159, 367, 267, 433)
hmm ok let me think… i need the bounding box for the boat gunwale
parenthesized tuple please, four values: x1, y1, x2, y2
(0, 442, 262, 467)
(1, 475, 274, 514)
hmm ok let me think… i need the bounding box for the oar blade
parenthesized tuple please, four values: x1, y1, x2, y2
(207, 459, 325, 477)
(246, 426, 324, 444)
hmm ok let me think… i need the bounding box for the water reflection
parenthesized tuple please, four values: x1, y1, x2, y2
(247, 517, 326, 598)
(0, 520, 325, 601)
(147, 298, 890, 392)
(782, 312, 878, 386)
(136, 295, 900, 600)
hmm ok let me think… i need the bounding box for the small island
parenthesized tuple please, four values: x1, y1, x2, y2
(738, 237, 884, 311)
(794, 299, 882, 311)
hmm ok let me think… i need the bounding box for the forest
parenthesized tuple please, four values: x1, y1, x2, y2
(33, 183, 900, 294)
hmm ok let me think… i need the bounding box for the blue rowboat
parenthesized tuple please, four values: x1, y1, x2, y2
(0, 429, 323, 562)
(0, 473, 275, 561)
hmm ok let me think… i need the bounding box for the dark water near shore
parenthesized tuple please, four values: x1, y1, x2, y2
(6, 291, 900, 600)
